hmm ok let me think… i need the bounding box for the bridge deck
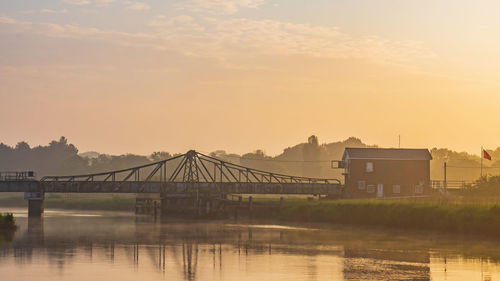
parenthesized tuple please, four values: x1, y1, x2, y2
(0, 181, 342, 195)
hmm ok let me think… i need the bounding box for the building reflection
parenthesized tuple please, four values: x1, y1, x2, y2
(343, 248, 430, 280)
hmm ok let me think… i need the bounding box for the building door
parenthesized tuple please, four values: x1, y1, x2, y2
(377, 184, 384, 198)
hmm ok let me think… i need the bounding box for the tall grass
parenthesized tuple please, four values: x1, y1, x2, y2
(279, 200, 500, 236)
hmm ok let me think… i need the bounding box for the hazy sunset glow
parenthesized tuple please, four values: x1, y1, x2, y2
(1, 0, 500, 155)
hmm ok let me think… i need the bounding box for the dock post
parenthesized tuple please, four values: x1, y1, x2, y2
(153, 201, 157, 218)
(235, 196, 242, 219)
(206, 200, 211, 215)
(161, 197, 169, 217)
(248, 196, 253, 218)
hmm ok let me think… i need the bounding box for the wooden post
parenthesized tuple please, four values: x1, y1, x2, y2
(248, 196, 253, 218)
(234, 196, 242, 219)
(153, 201, 157, 218)
(444, 162, 447, 193)
(161, 197, 168, 217)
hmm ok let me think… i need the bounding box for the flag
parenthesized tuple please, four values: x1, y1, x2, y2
(483, 149, 492, 160)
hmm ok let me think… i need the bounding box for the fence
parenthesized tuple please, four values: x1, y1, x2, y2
(0, 171, 36, 181)
(431, 180, 473, 190)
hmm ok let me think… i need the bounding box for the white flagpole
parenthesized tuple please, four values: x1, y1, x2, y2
(481, 146, 483, 179)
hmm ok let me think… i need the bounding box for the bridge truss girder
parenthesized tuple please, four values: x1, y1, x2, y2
(40, 150, 341, 186)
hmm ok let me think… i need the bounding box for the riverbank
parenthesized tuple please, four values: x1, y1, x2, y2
(3, 193, 500, 238)
(278, 199, 500, 237)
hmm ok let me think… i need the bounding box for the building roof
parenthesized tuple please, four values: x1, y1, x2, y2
(342, 148, 432, 161)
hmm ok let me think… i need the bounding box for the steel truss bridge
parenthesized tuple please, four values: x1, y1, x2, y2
(0, 150, 342, 196)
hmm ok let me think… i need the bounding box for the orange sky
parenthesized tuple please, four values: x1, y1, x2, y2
(1, 1, 500, 156)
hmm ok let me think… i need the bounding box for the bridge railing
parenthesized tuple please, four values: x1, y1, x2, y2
(0, 171, 36, 181)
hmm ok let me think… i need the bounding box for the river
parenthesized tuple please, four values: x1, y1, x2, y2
(0, 208, 499, 280)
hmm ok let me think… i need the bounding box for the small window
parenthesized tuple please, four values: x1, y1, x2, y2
(367, 184, 375, 193)
(358, 181, 366, 190)
(415, 185, 424, 194)
(366, 162, 374, 173)
(392, 185, 401, 194)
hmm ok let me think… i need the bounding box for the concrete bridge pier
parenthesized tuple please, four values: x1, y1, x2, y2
(25, 191, 44, 217)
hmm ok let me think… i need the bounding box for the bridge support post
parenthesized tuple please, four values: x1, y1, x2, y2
(25, 191, 44, 217)
(160, 197, 168, 216)
(248, 196, 253, 219)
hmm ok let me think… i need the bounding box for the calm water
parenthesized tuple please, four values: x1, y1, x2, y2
(1, 208, 500, 281)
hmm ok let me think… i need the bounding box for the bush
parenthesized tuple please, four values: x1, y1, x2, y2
(0, 213, 16, 228)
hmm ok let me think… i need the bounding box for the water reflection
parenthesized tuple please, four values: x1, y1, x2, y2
(0, 209, 500, 280)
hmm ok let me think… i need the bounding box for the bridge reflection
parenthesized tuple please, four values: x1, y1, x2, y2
(1, 210, 499, 281)
(0, 215, 446, 281)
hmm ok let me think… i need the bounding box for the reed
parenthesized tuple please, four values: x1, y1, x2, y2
(279, 199, 500, 236)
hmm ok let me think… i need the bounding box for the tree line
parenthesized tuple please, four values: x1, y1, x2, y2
(0, 136, 499, 181)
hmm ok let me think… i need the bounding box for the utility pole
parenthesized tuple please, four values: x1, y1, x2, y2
(444, 162, 447, 192)
(398, 135, 401, 148)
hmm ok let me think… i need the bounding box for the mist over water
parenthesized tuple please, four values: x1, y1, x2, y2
(0, 208, 499, 281)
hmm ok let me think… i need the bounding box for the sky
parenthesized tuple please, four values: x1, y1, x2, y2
(1, 0, 500, 156)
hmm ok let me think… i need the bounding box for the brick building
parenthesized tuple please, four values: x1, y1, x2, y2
(341, 148, 432, 198)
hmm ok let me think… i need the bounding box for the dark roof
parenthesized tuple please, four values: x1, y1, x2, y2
(342, 148, 432, 161)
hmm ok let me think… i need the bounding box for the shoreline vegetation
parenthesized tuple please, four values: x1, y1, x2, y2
(3, 195, 500, 238)
(0, 213, 16, 244)
(278, 199, 500, 237)
(0, 213, 16, 229)
(1, 177, 500, 237)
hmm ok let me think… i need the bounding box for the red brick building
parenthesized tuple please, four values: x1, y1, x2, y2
(341, 148, 432, 198)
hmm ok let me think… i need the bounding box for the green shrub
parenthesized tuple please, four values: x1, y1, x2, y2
(0, 213, 16, 228)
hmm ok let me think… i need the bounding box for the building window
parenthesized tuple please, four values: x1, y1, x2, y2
(392, 185, 401, 194)
(358, 181, 366, 190)
(415, 185, 424, 194)
(367, 184, 375, 193)
(365, 162, 374, 173)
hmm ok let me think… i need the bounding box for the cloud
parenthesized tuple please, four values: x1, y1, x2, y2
(126, 2, 151, 11)
(0, 15, 436, 71)
(62, 0, 90, 5)
(180, 0, 265, 14)
(146, 17, 436, 67)
(41, 9, 69, 14)
(149, 15, 205, 32)
(95, 0, 114, 7)
(0, 16, 16, 24)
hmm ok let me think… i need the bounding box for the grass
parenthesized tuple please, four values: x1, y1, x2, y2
(278, 199, 500, 237)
